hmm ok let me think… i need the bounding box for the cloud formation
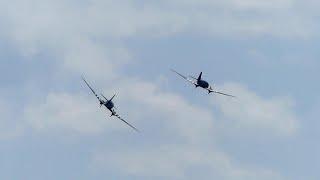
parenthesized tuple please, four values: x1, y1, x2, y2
(213, 83, 299, 136)
(23, 77, 298, 179)
(0, 98, 24, 140)
(1, 0, 316, 53)
(0, 0, 306, 179)
(93, 145, 285, 180)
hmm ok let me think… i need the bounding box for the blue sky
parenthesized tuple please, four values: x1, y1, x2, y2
(0, 0, 319, 179)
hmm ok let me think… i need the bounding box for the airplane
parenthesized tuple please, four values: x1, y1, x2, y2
(82, 77, 139, 132)
(171, 69, 236, 97)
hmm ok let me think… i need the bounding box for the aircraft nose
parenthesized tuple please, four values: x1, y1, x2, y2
(205, 82, 209, 88)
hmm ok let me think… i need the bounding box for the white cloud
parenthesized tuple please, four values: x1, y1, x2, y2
(61, 40, 130, 80)
(225, 0, 293, 10)
(24, 93, 124, 135)
(0, 0, 304, 179)
(114, 79, 215, 143)
(24, 78, 216, 141)
(1, 0, 316, 54)
(85, 80, 295, 179)
(168, 0, 294, 10)
(92, 145, 285, 180)
(212, 83, 299, 136)
(22, 78, 296, 179)
(0, 98, 24, 140)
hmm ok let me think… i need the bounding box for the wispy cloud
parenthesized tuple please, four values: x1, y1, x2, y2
(213, 83, 299, 136)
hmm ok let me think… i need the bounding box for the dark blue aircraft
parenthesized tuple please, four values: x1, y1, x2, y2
(82, 77, 139, 132)
(171, 69, 235, 97)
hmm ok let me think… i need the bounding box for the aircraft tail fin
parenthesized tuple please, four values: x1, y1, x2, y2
(197, 72, 203, 81)
(110, 94, 116, 101)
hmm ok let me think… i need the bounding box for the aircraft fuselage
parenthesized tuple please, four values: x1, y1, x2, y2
(104, 100, 114, 110)
(197, 80, 210, 89)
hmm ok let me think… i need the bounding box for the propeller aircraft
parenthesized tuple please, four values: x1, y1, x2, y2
(82, 77, 139, 132)
(171, 69, 236, 98)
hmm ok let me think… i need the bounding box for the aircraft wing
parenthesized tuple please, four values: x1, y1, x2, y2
(110, 110, 139, 132)
(171, 69, 198, 86)
(207, 87, 236, 98)
(82, 77, 102, 102)
(115, 114, 140, 132)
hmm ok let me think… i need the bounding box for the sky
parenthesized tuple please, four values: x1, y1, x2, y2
(0, 0, 320, 179)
